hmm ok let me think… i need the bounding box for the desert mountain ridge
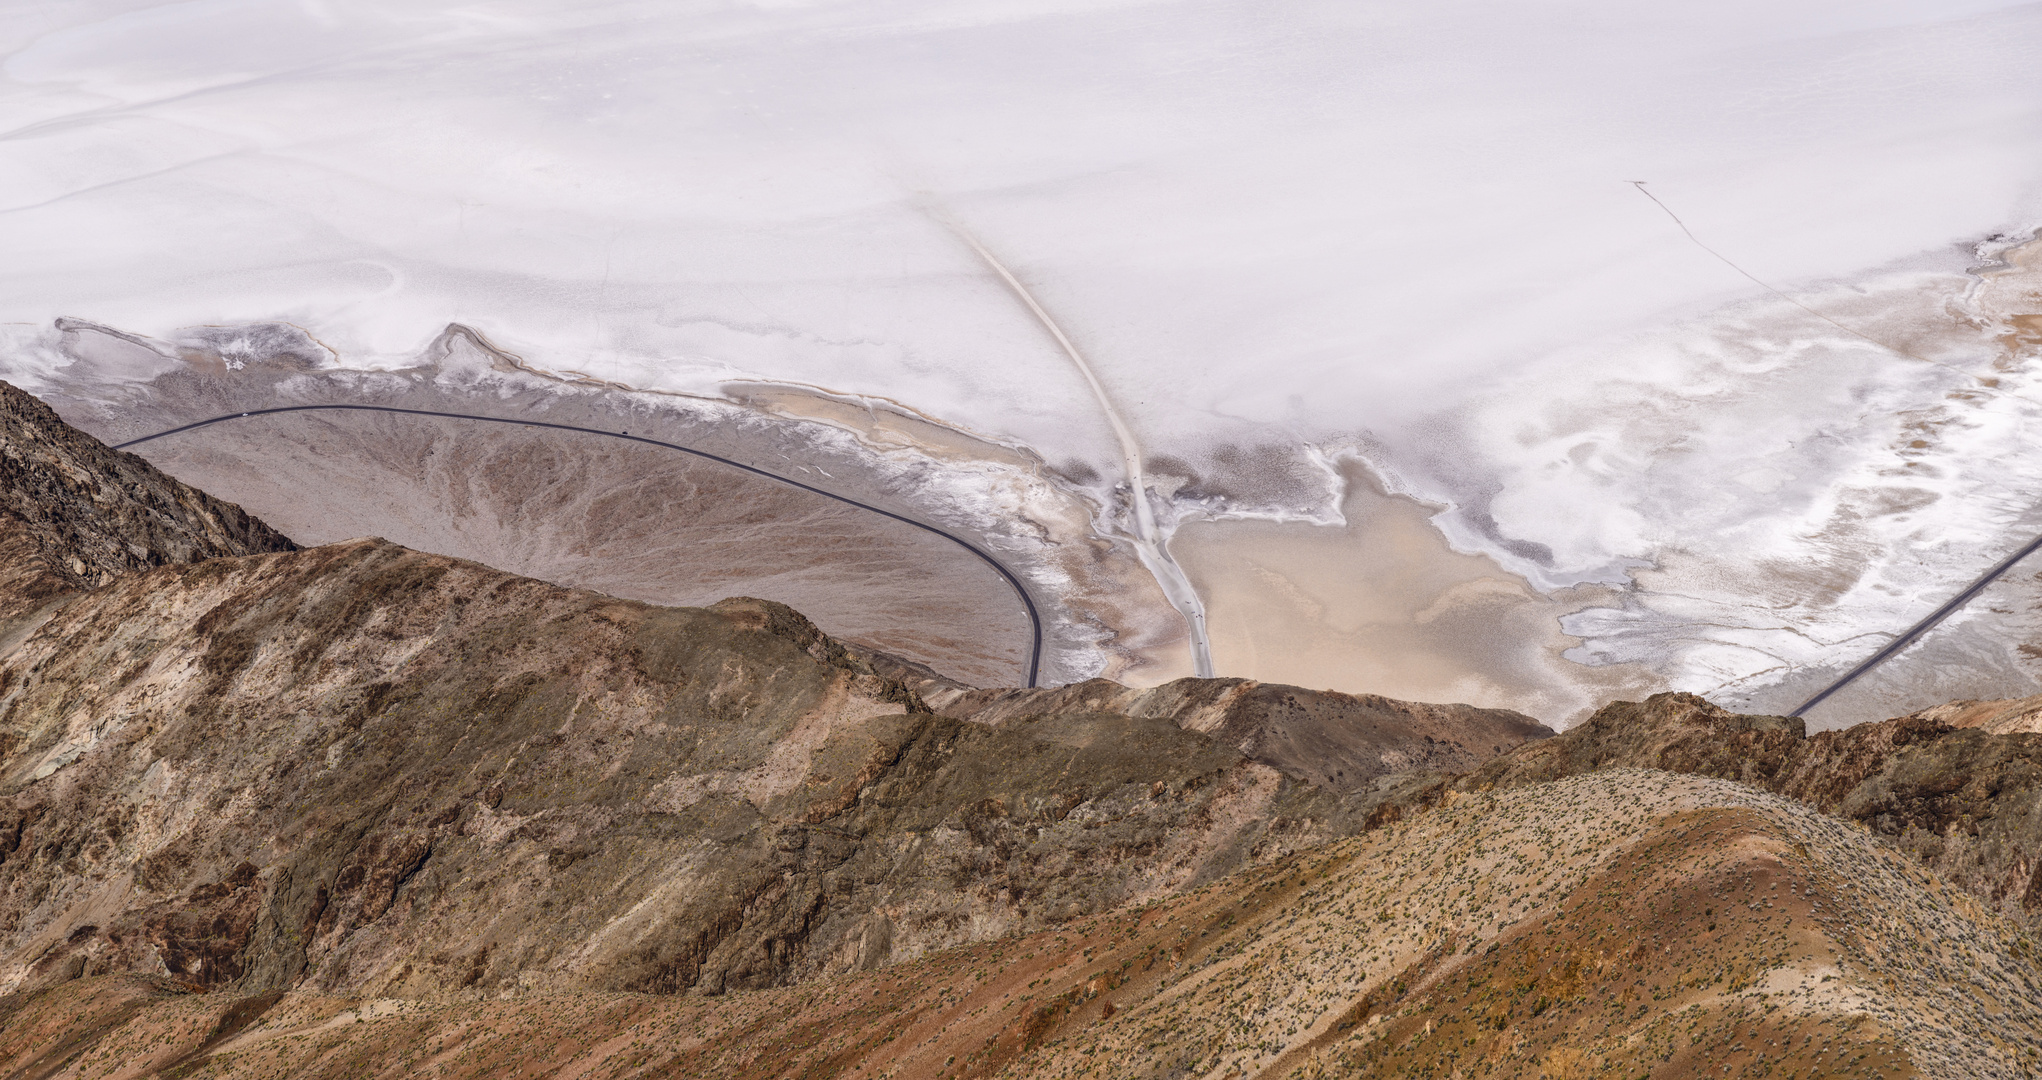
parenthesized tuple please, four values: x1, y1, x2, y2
(2, 378, 2041, 1078)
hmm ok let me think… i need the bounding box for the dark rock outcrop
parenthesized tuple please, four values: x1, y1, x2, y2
(0, 379, 294, 630)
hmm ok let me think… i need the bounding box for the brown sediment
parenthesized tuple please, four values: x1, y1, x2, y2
(1977, 232, 2042, 370)
(725, 381, 1044, 470)
(434, 322, 1198, 685)
(1169, 459, 1657, 723)
(722, 379, 1201, 685)
(58, 321, 1199, 689)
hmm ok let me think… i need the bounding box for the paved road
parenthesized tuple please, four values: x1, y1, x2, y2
(115, 404, 1044, 688)
(1791, 532, 2042, 717)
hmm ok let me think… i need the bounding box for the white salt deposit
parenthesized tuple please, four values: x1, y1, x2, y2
(4, 0, 2040, 715)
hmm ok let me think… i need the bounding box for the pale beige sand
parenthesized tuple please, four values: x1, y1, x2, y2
(725, 382, 1047, 469)
(1168, 462, 1658, 723)
(132, 411, 1034, 687)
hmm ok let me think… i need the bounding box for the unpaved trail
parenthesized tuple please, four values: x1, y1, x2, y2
(936, 209, 1216, 677)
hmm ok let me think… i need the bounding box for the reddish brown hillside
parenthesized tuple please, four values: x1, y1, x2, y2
(1455, 691, 2042, 925)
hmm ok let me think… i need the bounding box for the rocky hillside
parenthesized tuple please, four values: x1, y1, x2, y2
(1450, 691, 2042, 925)
(0, 385, 1553, 1009)
(940, 678, 1552, 795)
(0, 379, 294, 631)
(6, 380, 2042, 1079)
(0, 539, 1387, 1000)
(1906, 693, 2042, 734)
(6, 771, 2037, 1079)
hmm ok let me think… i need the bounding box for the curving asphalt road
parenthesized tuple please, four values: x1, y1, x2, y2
(115, 404, 1044, 688)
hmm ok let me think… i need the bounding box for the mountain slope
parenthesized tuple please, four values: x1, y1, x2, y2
(7, 771, 2036, 1080)
(0, 380, 293, 632)
(10, 379, 2042, 1078)
(0, 539, 1380, 999)
(0, 382, 1560, 1006)
(1452, 691, 2042, 926)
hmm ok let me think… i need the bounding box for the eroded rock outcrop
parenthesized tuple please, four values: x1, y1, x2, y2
(0, 379, 294, 632)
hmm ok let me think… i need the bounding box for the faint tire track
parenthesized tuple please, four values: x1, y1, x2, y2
(926, 204, 1216, 677)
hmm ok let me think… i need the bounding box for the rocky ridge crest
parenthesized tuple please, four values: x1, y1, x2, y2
(1448, 690, 2042, 924)
(0, 379, 294, 631)
(939, 677, 1551, 795)
(0, 385, 1546, 1004)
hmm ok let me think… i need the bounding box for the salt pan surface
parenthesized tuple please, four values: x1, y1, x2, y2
(4, 0, 2040, 717)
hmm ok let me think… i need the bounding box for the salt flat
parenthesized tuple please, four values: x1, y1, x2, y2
(4, 0, 2040, 713)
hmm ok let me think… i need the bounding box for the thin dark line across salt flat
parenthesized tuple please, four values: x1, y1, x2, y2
(1790, 533, 2042, 718)
(115, 404, 1043, 688)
